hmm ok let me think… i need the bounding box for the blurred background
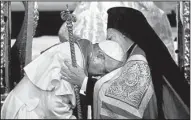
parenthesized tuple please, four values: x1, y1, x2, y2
(11, 2, 177, 39)
(1, 1, 189, 106)
(1, 1, 189, 113)
(10, 2, 179, 62)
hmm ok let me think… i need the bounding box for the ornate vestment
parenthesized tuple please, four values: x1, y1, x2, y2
(59, 2, 175, 61)
(93, 46, 189, 119)
(93, 53, 158, 119)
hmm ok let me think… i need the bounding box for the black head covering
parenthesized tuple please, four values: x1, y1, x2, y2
(107, 7, 189, 118)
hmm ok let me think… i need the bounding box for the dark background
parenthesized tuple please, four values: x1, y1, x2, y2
(11, 10, 176, 39)
(11, 11, 67, 38)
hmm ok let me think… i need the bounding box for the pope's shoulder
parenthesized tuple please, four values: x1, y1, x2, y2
(41, 39, 91, 54)
(11, 75, 41, 98)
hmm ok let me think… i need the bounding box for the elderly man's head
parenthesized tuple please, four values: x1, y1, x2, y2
(87, 41, 125, 76)
(107, 28, 134, 53)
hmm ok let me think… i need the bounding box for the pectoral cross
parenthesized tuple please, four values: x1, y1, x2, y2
(61, 5, 82, 119)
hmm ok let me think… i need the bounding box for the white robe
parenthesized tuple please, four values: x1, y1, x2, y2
(1, 42, 84, 119)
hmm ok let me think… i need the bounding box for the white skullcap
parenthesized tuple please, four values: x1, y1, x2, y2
(98, 41, 124, 62)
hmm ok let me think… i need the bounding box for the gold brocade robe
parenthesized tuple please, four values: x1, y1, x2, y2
(93, 46, 189, 119)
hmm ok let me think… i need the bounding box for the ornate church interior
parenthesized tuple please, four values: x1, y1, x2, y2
(0, 1, 190, 119)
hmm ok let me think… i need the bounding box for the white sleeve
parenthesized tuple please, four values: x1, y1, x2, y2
(79, 76, 88, 96)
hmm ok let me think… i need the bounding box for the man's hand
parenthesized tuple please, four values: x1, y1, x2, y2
(61, 60, 86, 87)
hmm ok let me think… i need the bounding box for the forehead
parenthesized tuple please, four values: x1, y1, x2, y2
(92, 43, 101, 54)
(93, 43, 99, 50)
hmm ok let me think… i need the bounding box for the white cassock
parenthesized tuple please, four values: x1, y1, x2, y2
(1, 42, 84, 119)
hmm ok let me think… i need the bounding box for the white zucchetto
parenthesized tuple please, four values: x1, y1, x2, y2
(98, 41, 124, 62)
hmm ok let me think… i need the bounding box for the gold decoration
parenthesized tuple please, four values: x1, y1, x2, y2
(0, 1, 10, 106)
(183, 1, 190, 84)
(0, 1, 5, 92)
